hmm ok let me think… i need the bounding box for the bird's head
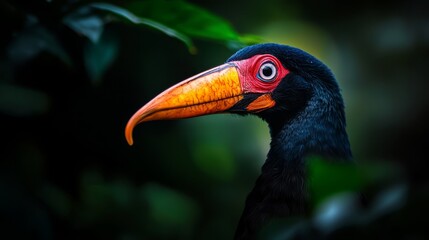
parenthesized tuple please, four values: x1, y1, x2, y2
(125, 43, 343, 145)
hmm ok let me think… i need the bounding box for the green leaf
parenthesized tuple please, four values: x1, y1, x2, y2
(90, 2, 195, 53)
(84, 34, 118, 84)
(63, 6, 104, 43)
(0, 84, 50, 116)
(90, 1, 259, 52)
(126, 0, 241, 42)
(8, 24, 71, 65)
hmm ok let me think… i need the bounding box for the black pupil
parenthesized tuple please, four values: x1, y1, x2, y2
(262, 66, 273, 77)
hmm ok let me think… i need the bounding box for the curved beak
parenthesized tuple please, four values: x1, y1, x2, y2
(125, 63, 243, 145)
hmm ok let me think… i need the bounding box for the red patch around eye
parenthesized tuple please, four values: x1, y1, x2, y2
(232, 54, 289, 93)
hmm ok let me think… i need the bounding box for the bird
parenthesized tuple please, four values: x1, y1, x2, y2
(125, 43, 352, 239)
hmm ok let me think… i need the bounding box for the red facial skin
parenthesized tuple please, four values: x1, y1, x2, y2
(232, 54, 289, 94)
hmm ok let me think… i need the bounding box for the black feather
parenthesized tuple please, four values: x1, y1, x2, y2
(227, 44, 352, 240)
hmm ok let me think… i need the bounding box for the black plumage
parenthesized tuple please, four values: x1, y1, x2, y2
(227, 44, 352, 239)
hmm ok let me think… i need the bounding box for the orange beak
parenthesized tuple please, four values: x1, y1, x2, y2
(125, 63, 244, 145)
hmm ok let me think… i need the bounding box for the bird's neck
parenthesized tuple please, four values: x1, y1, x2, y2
(262, 93, 351, 200)
(235, 92, 351, 239)
(267, 90, 352, 165)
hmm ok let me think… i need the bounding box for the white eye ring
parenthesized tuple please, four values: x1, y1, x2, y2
(258, 62, 277, 82)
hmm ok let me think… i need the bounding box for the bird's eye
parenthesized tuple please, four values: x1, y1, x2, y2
(257, 62, 277, 82)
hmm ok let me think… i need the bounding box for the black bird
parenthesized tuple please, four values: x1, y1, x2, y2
(125, 43, 352, 239)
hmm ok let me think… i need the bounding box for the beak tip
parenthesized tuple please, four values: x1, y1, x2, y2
(125, 132, 134, 146)
(125, 121, 135, 146)
(125, 134, 134, 146)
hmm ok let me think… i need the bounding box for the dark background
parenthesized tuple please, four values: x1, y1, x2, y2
(1, 0, 428, 239)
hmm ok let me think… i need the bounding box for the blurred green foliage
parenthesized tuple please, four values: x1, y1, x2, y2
(1, 0, 428, 239)
(309, 157, 364, 206)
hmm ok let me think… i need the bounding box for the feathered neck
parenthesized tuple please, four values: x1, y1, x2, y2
(234, 85, 351, 240)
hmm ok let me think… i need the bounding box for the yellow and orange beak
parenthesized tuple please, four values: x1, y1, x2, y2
(125, 62, 276, 145)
